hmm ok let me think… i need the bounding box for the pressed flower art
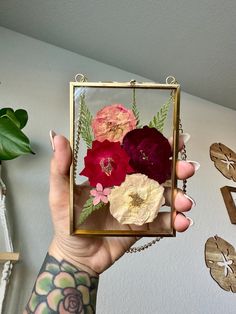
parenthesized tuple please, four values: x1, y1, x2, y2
(76, 88, 173, 227)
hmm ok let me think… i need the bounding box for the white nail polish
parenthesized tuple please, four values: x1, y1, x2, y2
(187, 160, 200, 172)
(186, 217, 194, 226)
(49, 130, 56, 152)
(184, 194, 196, 207)
(180, 133, 191, 144)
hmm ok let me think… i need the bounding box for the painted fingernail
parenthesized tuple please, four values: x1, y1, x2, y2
(186, 217, 194, 227)
(49, 130, 56, 152)
(187, 160, 200, 172)
(184, 194, 196, 207)
(179, 133, 191, 144)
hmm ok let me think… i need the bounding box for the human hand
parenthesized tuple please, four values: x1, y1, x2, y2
(49, 133, 198, 275)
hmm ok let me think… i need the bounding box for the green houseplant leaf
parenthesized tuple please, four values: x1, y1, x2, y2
(0, 108, 13, 117)
(0, 108, 28, 129)
(1, 109, 21, 128)
(14, 109, 28, 129)
(0, 116, 34, 160)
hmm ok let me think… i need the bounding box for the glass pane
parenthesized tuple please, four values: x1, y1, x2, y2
(71, 84, 179, 236)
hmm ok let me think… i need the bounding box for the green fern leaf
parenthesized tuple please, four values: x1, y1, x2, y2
(78, 197, 106, 225)
(148, 98, 171, 133)
(131, 88, 141, 128)
(131, 102, 141, 128)
(79, 94, 93, 148)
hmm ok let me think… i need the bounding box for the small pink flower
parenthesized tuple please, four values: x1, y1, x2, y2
(90, 183, 111, 205)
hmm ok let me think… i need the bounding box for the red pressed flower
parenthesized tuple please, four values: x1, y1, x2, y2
(122, 126, 172, 184)
(80, 140, 133, 187)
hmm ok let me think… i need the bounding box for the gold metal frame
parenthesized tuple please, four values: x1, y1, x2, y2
(69, 81, 180, 237)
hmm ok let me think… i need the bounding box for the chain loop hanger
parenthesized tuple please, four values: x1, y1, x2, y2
(75, 73, 88, 82)
(127, 76, 188, 253)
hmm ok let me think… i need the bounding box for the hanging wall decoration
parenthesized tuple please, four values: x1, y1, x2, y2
(205, 235, 236, 292)
(210, 143, 236, 181)
(70, 75, 183, 237)
(0, 107, 34, 313)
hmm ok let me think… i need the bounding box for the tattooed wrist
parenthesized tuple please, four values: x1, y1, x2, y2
(25, 254, 99, 313)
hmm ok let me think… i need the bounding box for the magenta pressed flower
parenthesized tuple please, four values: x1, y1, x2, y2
(122, 126, 172, 184)
(80, 140, 133, 187)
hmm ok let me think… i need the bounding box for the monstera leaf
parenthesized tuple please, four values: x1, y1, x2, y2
(205, 235, 236, 292)
(0, 108, 34, 160)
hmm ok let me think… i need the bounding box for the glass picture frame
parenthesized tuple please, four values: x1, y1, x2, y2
(69, 79, 181, 237)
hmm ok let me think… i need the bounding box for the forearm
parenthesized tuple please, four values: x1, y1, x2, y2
(24, 253, 99, 313)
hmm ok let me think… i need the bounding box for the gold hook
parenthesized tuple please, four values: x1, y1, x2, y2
(166, 76, 177, 84)
(129, 79, 136, 85)
(75, 73, 88, 82)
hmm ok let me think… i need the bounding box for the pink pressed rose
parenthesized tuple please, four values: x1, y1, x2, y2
(92, 104, 137, 143)
(90, 183, 111, 205)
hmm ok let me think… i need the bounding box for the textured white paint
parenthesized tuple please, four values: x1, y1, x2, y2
(0, 164, 14, 314)
(0, 0, 236, 110)
(0, 26, 236, 314)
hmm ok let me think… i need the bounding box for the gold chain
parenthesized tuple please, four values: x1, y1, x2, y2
(127, 237, 162, 253)
(127, 120, 188, 253)
(179, 118, 187, 194)
(127, 76, 187, 254)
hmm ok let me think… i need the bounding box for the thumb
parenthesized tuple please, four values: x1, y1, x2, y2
(49, 133, 72, 211)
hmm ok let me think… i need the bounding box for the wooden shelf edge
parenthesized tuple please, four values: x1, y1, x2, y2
(0, 252, 20, 263)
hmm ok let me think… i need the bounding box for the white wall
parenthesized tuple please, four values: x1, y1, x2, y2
(0, 26, 236, 314)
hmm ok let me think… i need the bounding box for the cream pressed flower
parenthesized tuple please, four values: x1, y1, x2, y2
(108, 173, 165, 225)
